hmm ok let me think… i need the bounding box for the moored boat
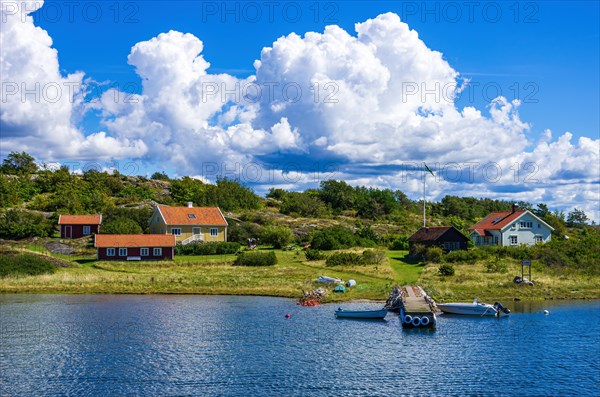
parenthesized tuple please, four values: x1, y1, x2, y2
(335, 308, 388, 319)
(438, 298, 510, 317)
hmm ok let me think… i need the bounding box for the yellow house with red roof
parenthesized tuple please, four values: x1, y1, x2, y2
(148, 203, 228, 244)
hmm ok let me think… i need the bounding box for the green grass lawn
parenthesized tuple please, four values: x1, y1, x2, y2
(0, 247, 401, 301)
(386, 250, 424, 284)
(2, 244, 599, 302)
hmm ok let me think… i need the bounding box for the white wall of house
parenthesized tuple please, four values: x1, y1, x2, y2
(500, 213, 552, 246)
(471, 211, 553, 247)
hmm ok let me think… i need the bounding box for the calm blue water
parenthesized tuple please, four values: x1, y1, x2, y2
(1, 295, 598, 396)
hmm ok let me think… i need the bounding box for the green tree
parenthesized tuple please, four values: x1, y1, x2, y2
(280, 192, 328, 218)
(261, 225, 293, 248)
(1, 152, 38, 175)
(101, 217, 143, 234)
(0, 209, 53, 239)
(266, 188, 287, 201)
(151, 171, 170, 180)
(319, 180, 355, 212)
(566, 208, 589, 227)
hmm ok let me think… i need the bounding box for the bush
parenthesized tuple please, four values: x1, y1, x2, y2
(445, 249, 489, 263)
(0, 253, 56, 277)
(227, 221, 263, 245)
(311, 226, 356, 250)
(311, 226, 377, 251)
(424, 247, 444, 263)
(325, 252, 363, 267)
(438, 263, 455, 276)
(101, 217, 142, 234)
(361, 249, 386, 265)
(485, 258, 508, 273)
(261, 226, 293, 249)
(411, 243, 427, 258)
(176, 242, 240, 256)
(304, 249, 325, 261)
(389, 236, 409, 250)
(233, 251, 277, 266)
(0, 209, 53, 239)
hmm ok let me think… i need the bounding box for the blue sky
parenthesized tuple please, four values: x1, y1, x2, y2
(2, 1, 599, 220)
(34, 1, 598, 140)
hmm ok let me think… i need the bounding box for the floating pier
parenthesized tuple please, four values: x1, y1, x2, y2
(385, 285, 437, 329)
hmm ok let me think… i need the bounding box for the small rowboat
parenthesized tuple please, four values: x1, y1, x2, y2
(335, 308, 388, 319)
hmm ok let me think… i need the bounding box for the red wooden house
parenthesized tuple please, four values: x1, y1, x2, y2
(94, 234, 176, 261)
(58, 214, 102, 239)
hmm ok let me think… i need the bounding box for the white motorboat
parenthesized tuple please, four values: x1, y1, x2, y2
(437, 298, 510, 317)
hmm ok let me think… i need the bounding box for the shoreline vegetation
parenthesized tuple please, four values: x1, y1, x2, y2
(1, 242, 598, 302)
(1, 152, 599, 302)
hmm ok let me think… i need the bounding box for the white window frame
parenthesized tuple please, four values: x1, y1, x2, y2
(509, 235, 518, 245)
(534, 235, 543, 244)
(153, 248, 162, 256)
(192, 227, 202, 235)
(119, 248, 128, 256)
(107, 248, 115, 256)
(170, 228, 182, 236)
(140, 248, 149, 256)
(210, 228, 218, 237)
(519, 221, 532, 229)
(83, 225, 91, 235)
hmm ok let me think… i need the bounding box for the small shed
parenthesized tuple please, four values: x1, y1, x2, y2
(408, 226, 469, 255)
(95, 234, 176, 261)
(58, 214, 102, 239)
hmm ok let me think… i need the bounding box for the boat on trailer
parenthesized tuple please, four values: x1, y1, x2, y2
(335, 308, 388, 319)
(437, 298, 511, 317)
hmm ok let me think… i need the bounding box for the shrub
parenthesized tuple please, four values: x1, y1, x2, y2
(485, 258, 508, 273)
(325, 252, 363, 267)
(304, 249, 325, 261)
(0, 209, 53, 239)
(227, 222, 263, 245)
(100, 217, 143, 234)
(176, 242, 240, 256)
(445, 249, 489, 263)
(389, 236, 409, 250)
(261, 226, 293, 249)
(0, 253, 56, 277)
(424, 247, 444, 263)
(311, 226, 378, 251)
(233, 251, 277, 266)
(438, 263, 455, 276)
(361, 249, 386, 265)
(311, 226, 357, 250)
(411, 243, 427, 258)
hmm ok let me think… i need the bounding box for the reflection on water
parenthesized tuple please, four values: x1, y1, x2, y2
(1, 295, 598, 396)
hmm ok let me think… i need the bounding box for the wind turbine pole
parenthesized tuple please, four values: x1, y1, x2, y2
(423, 168, 426, 227)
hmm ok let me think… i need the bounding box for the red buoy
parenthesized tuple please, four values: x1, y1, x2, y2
(285, 313, 291, 318)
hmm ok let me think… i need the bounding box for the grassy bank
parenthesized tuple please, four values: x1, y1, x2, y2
(420, 260, 600, 301)
(1, 246, 598, 302)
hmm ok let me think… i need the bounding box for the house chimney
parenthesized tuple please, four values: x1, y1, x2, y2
(187, 202, 193, 208)
(512, 203, 517, 213)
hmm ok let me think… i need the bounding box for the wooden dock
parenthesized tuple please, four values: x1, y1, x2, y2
(385, 285, 437, 328)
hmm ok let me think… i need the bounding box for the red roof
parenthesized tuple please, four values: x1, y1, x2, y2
(58, 214, 102, 225)
(468, 210, 526, 235)
(95, 234, 176, 248)
(157, 205, 227, 226)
